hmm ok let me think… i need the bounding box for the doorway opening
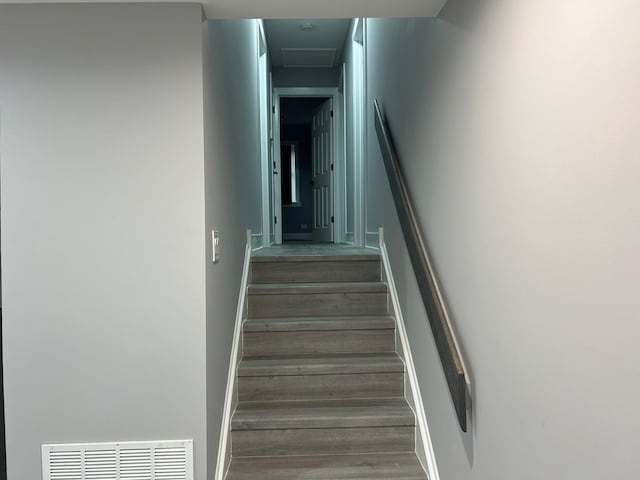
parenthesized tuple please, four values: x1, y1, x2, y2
(278, 96, 333, 243)
(272, 88, 344, 245)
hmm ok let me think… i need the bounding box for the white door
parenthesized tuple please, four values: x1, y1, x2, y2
(272, 97, 282, 244)
(312, 98, 334, 242)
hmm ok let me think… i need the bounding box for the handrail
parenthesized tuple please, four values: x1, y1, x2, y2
(374, 99, 471, 432)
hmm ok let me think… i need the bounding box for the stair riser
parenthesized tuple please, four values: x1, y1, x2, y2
(238, 373, 403, 402)
(242, 330, 395, 356)
(232, 426, 414, 457)
(226, 453, 428, 480)
(251, 260, 381, 284)
(248, 292, 387, 318)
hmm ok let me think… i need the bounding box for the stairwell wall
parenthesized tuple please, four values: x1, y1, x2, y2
(202, 18, 263, 479)
(0, 5, 207, 479)
(365, 3, 640, 480)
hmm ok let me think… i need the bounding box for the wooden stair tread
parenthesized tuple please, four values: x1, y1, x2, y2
(248, 282, 387, 295)
(238, 353, 404, 377)
(243, 315, 394, 332)
(251, 254, 380, 263)
(232, 398, 414, 430)
(226, 453, 427, 480)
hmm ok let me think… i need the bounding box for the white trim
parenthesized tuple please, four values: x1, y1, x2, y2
(274, 87, 338, 97)
(214, 230, 253, 480)
(379, 228, 441, 480)
(351, 18, 367, 247)
(251, 233, 263, 251)
(273, 87, 345, 244)
(257, 20, 271, 249)
(336, 62, 347, 244)
(365, 230, 379, 248)
(272, 92, 283, 244)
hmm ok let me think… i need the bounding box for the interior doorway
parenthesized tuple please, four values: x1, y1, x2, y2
(272, 88, 344, 244)
(278, 96, 331, 242)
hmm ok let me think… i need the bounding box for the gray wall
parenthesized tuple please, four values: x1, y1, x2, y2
(202, 18, 263, 477)
(0, 5, 207, 479)
(273, 67, 341, 88)
(365, 4, 640, 479)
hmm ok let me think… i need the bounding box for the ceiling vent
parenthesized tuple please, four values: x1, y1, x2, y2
(281, 48, 337, 68)
(42, 439, 193, 480)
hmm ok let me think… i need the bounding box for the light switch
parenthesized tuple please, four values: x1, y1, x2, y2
(212, 230, 220, 263)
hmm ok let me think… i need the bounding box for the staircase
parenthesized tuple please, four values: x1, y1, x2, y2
(225, 247, 428, 479)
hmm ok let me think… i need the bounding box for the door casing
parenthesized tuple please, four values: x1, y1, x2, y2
(272, 87, 345, 245)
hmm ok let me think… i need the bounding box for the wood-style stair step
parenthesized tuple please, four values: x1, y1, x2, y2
(251, 254, 381, 284)
(248, 282, 388, 318)
(232, 398, 414, 430)
(230, 398, 416, 457)
(237, 354, 405, 402)
(226, 453, 428, 480)
(248, 282, 388, 295)
(243, 315, 395, 332)
(242, 316, 396, 356)
(238, 353, 404, 377)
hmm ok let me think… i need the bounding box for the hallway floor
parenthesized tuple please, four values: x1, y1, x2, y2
(254, 242, 377, 258)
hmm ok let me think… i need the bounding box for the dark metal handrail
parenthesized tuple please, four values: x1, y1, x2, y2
(374, 99, 471, 431)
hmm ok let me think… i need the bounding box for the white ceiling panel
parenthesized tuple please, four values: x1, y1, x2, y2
(265, 19, 351, 68)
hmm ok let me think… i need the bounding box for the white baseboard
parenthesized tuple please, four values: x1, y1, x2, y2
(214, 230, 253, 480)
(251, 233, 263, 251)
(366, 230, 380, 248)
(379, 228, 440, 480)
(283, 232, 313, 241)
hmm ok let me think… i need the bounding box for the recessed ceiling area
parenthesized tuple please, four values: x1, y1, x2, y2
(264, 19, 351, 69)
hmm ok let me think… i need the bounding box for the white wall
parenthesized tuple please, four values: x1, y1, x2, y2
(202, 18, 263, 478)
(343, 23, 357, 241)
(342, 19, 366, 245)
(365, 3, 640, 479)
(272, 67, 341, 88)
(0, 5, 207, 479)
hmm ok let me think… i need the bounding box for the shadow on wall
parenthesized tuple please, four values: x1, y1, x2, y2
(439, 0, 491, 30)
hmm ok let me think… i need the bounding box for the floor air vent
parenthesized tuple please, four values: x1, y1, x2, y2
(42, 439, 193, 480)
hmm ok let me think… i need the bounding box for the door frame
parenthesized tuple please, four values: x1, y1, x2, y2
(272, 87, 345, 245)
(351, 18, 367, 247)
(257, 20, 272, 250)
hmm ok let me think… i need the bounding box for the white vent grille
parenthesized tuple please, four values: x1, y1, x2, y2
(42, 440, 193, 480)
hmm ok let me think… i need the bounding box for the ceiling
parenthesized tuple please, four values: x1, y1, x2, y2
(264, 19, 351, 69)
(202, 0, 448, 19)
(0, 0, 449, 20)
